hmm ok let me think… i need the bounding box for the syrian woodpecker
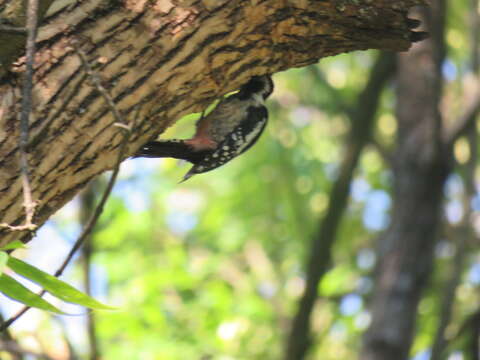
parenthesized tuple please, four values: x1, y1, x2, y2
(135, 75, 274, 182)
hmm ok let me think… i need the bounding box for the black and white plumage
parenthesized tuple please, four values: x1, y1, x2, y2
(135, 75, 274, 181)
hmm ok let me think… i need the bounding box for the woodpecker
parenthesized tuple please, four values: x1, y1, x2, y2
(135, 75, 274, 181)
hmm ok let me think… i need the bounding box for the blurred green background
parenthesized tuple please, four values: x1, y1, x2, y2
(1, 2, 479, 359)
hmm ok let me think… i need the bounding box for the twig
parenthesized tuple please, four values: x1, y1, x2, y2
(80, 180, 101, 360)
(0, 46, 134, 333)
(74, 46, 127, 127)
(51, 45, 132, 277)
(0, 0, 39, 232)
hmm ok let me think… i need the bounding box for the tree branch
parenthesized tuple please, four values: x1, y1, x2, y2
(0, 0, 428, 246)
(80, 180, 101, 360)
(0, 49, 134, 332)
(0, 0, 39, 233)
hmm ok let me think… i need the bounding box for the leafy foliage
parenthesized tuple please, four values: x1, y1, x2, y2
(1, 3, 478, 359)
(0, 253, 113, 314)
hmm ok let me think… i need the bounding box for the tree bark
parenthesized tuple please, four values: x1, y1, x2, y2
(0, 0, 425, 245)
(360, 2, 449, 360)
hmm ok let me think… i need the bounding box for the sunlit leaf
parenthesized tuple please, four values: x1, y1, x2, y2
(0, 274, 63, 313)
(320, 265, 356, 296)
(0, 240, 26, 251)
(7, 257, 115, 310)
(0, 252, 8, 274)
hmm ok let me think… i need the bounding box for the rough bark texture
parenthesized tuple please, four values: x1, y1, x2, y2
(360, 2, 449, 360)
(0, 0, 425, 245)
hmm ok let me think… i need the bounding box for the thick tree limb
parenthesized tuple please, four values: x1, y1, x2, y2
(0, 0, 54, 77)
(0, 0, 425, 245)
(0, 48, 133, 332)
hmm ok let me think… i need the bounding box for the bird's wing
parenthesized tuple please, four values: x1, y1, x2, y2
(181, 105, 268, 181)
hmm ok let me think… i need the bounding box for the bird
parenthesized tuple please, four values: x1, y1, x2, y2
(135, 75, 274, 182)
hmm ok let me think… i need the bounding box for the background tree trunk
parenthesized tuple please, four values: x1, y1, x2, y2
(285, 51, 396, 360)
(360, 2, 449, 359)
(0, 0, 425, 245)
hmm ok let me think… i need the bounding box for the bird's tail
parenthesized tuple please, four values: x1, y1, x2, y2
(134, 140, 210, 164)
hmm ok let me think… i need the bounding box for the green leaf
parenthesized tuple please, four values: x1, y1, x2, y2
(0, 274, 64, 313)
(0, 240, 26, 251)
(0, 253, 8, 274)
(7, 257, 115, 310)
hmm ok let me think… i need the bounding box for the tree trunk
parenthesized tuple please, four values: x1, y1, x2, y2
(360, 2, 449, 360)
(285, 51, 396, 360)
(0, 0, 425, 245)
